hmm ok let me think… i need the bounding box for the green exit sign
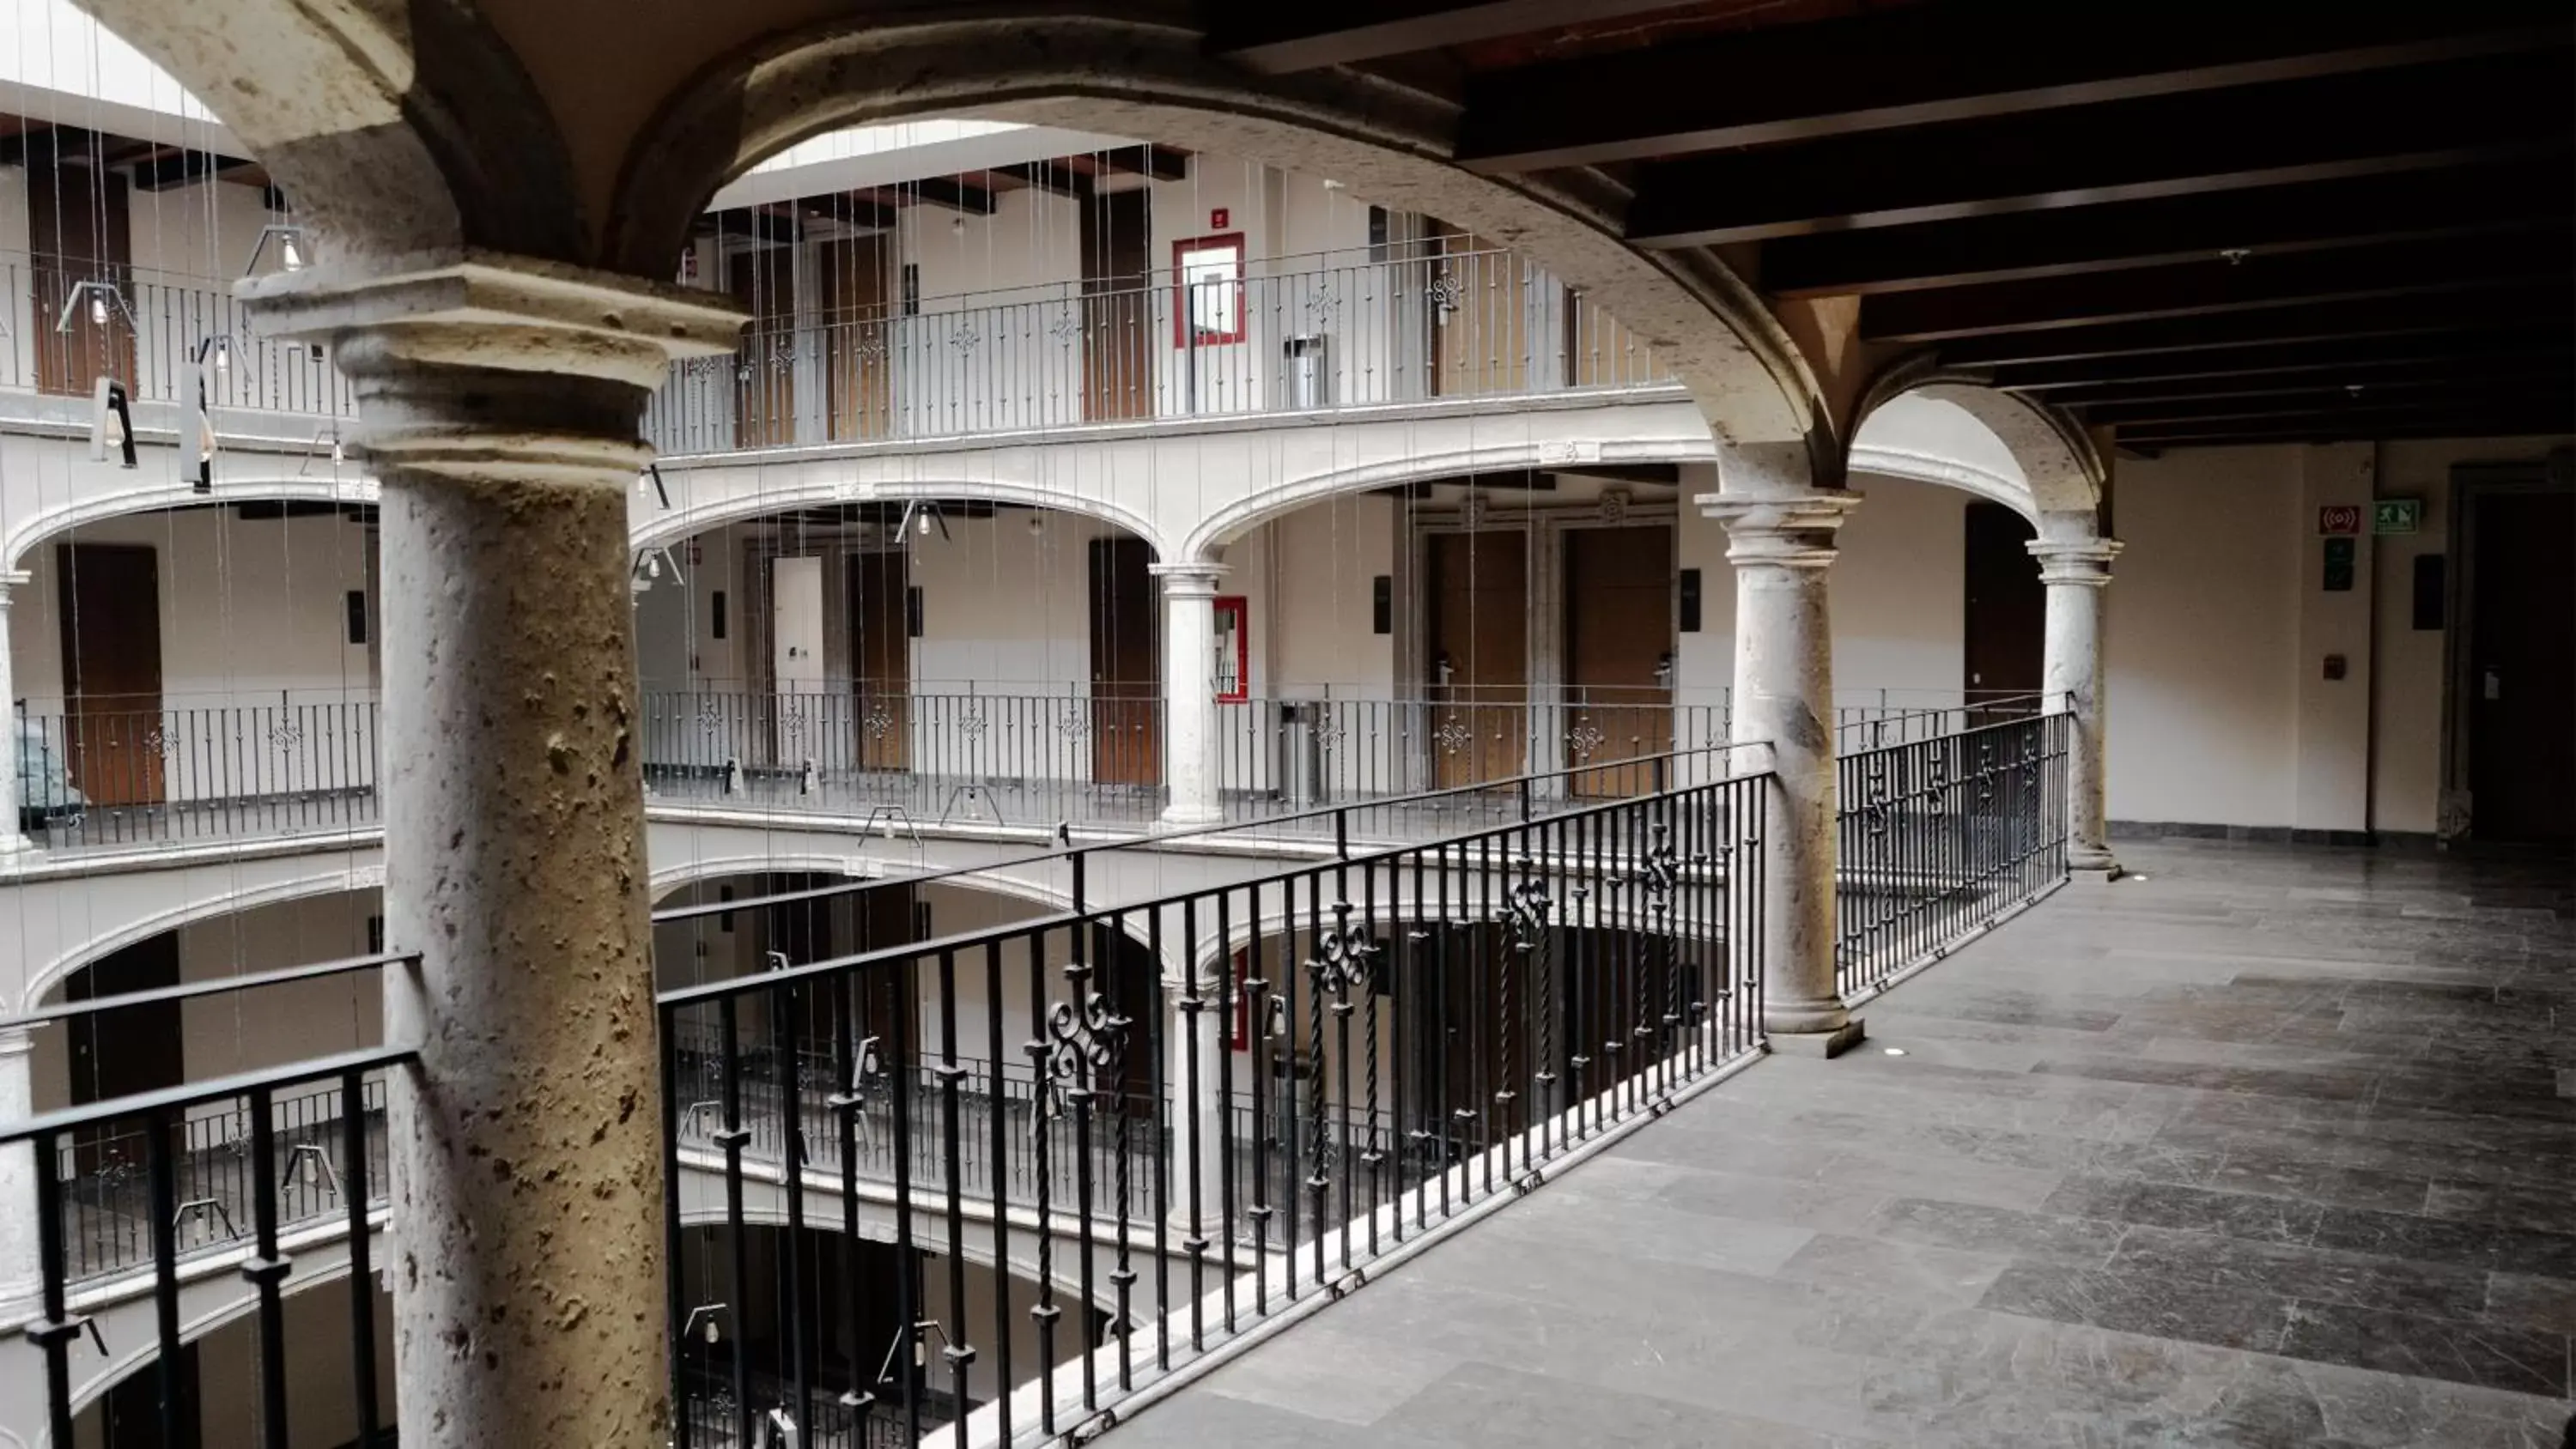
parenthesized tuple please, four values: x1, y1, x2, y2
(2373, 498, 2423, 535)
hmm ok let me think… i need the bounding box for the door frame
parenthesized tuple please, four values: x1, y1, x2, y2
(2439, 447, 2576, 840)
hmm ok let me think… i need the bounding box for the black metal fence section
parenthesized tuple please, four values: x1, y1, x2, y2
(1218, 693, 1731, 813)
(48, 1076, 390, 1282)
(3, 1046, 411, 1449)
(1832, 692, 2046, 754)
(15, 699, 380, 849)
(656, 766, 1771, 1447)
(1835, 712, 2071, 999)
(641, 688, 1165, 829)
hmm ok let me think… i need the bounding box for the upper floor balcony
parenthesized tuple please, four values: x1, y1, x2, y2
(0, 238, 1672, 461)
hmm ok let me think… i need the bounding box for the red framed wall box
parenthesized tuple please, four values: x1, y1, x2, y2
(1213, 594, 1249, 702)
(1173, 233, 1247, 346)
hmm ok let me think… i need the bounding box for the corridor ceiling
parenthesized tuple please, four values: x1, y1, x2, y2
(1211, 0, 2576, 452)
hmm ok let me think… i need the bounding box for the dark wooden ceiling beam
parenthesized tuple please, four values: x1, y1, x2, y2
(1210, 1, 1703, 74)
(2081, 377, 2575, 427)
(1764, 161, 2571, 298)
(994, 161, 1092, 200)
(126, 149, 255, 191)
(908, 178, 999, 215)
(1625, 50, 2568, 247)
(1986, 333, 2572, 391)
(1456, 3, 2567, 171)
(1862, 228, 2570, 343)
(1932, 287, 2573, 367)
(1095, 144, 1190, 181)
(2038, 355, 2575, 408)
(2121, 415, 2576, 449)
(2118, 400, 2576, 444)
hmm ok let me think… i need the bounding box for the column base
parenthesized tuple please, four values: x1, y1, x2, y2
(1766, 1018, 1867, 1058)
(2069, 848, 2124, 883)
(1160, 803, 1224, 828)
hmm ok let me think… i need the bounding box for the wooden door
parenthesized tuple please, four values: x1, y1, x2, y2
(2469, 487, 2574, 842)
(57, 543, 165, 806)
(1081, 189, 1152, 421)
(818, 236, 892, 440)
(1564, 525, 1674, 797)
(68, 933, 184, 1174)
(1964, 502, 2044, 719)
(1426, 530, 1528, 789)
(1087, 537, 1159, 786)
(28, 155, 136, 397)
(1426, 222, 1528, 398)
(728, 246, 798, 449)
(850, 549, 910, 772)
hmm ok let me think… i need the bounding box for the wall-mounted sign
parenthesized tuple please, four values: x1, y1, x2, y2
(2317, 505, 2363, 536)
(1210, 207, 1230, 229)
(2372, 498, 2423, 534)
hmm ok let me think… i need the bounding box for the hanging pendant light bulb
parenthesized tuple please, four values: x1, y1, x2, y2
(88, 290, 109, 327)
(918, 510, 933, 537)
(647, 551, 665, 580)
(281, 233, 306, 270)
(214, 336, 230, 372)
(331, 433, 345, 465)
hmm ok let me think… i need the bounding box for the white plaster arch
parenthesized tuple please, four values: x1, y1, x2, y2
(20, 872, 380, 1016)
(1, 474, 379, 575)
(1182, 433, 1719, 562)
(604, 14, 1825, 458)
(1850, 374, 2104, 527)
(633, 473, 1166, 561)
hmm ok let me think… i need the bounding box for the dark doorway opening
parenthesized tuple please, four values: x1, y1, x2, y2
(1963, 502, 2044, 703)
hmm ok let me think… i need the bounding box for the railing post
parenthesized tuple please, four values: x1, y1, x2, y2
(1702, 451, 1866, 1058)
(2030, 528, 2123, 879)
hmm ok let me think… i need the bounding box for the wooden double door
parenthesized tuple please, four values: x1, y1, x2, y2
(57, 543, 166, 807)
(1088, 537, 1161, 786)
(1425, 525, 1674, 795)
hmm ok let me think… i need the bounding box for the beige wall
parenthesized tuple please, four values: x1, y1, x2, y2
(10, 502, 377, 713)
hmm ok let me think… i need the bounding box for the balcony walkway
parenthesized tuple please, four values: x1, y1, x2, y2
(1114, 840, 2576, 1448)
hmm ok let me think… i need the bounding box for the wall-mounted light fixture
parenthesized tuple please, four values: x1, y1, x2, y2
(681, 1302, 729, 1345)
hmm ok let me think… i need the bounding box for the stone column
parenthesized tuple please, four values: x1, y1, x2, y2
(0, 1028, 37, 1318)
(1700, 446, 1863, 1056)
(1, 570, 29, 854)
(2028, 531, 2123, 877)
(1153, 563, 1227, 826)
(1161, 967, 1228, 1246)
(244, 255, 740, 1448)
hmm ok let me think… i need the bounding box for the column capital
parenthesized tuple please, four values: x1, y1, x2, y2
(242, 250, 744, 488)
(1150, 562, 1227, 597)
(1698, 489, 1862, 569)
(0, 1026, 28, 1058)
(2027, 537, 2122, 587)
(0, 569, 27, 598)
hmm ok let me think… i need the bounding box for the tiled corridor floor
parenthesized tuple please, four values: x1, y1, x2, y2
(1119, 841, 2576, 1447)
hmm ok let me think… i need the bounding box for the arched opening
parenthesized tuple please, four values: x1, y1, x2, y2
(633, 500, 1170, 828)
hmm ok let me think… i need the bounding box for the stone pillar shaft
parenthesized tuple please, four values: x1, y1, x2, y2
(1155, 564, 1226, 826)
(1163, 977, 1227, 1242)
(2030, 537, 2122, 875)
(0, 1028, 36, 1315)
(1702, 453, 1862, 1055)
(1, 571, 27, 854)
(245, 255, 740, 1449)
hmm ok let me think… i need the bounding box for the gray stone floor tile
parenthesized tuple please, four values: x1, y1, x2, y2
(1126, 842, 2576, 1448)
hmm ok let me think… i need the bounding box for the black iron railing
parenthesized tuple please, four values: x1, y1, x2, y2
(657, 758, 1772, 1447)
(14, 698, 380, 849)
(1834, 711, 2070, 998)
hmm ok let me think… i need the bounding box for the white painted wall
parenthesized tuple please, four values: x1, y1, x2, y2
(29, 888, 381, 1113)
(1832, 476, 1968, 701)
(10, 502, 377, 712)
(2105, 446, 2303, 828)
